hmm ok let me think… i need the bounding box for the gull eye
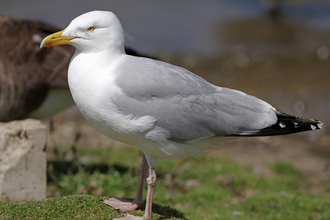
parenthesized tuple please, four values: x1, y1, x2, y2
(87, 26, 95, 32)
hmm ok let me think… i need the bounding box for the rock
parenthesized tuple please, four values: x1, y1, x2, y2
(0, 119, 47, 201)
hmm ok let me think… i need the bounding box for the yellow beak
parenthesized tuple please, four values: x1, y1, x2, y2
(40, 30, 78, 48)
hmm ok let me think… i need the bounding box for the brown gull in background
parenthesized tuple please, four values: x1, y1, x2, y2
(0, 14, 155, 122)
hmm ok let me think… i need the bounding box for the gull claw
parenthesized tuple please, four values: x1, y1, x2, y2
(101, 197, 139, 212)
(111, 213, 145, 220)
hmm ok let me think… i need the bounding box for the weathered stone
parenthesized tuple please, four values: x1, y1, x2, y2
(0, 119, 47, 201)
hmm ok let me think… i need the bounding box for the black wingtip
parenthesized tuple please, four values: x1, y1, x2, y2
(232, 111, 323, 137)
(274, 111, 323, 132)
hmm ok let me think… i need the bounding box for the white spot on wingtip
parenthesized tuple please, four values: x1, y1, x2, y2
(279, 122, 286, 128)
(317, 122, 323, 129)
(293, 122, 299, 128)
(311, 125, 316, 130)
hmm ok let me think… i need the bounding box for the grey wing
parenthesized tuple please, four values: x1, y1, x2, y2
(113, 56, 277, 142)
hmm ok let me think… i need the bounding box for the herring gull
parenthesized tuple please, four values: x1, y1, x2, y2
(40, 10, 323, 220)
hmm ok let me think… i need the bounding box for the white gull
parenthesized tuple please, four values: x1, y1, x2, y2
(41, 10, 322, 220)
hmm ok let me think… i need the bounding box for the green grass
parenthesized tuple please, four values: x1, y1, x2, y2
(269, 161, 301, 177)
(1, 145, 330, 219)
(0, 194, 185, 219)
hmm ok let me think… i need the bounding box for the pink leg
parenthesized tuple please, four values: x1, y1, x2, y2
(143, 167, 157, 220)
(101, 152, 148, 211)
(132, 153, 148, 208)
(110, 167, 157, 220)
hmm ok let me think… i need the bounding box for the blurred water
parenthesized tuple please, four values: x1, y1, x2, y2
(1, 0, 330, 53)
(1, 0, 329, 124)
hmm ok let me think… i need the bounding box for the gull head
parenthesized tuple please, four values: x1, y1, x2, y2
(40, 10, 125, 53)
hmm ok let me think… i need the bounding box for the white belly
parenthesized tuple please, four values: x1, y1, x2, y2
(68, 52, 156, 145)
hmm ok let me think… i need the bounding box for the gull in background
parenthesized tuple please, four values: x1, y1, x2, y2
(41, 10, 323, 220)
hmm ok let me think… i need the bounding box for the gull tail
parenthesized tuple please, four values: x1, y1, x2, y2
(233, 112, 323, 137)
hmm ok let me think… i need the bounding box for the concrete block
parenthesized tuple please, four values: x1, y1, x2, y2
(0, 119, 47, 201)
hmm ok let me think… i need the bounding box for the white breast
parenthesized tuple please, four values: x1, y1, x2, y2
(68, 52, 157, 145)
